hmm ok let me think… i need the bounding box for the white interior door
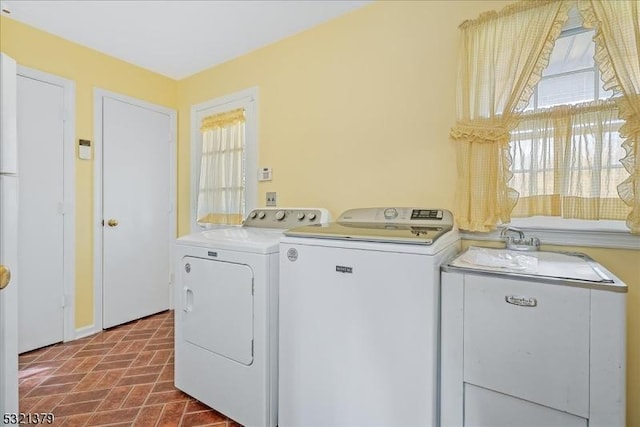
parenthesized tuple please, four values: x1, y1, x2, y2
(0, 52, 19, 416)
(101, 95, 175, 329)
(16, 73, 66, 353)
(0, 177, 19, 416)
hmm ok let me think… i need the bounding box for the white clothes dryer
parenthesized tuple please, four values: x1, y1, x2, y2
(174, 208, 330, 427)
(279, 207, 460, 427)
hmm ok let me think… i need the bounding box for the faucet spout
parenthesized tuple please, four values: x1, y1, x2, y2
(500, 226, 525, 240)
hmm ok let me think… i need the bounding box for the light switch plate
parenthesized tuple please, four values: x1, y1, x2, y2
(266, 192, 277, 207)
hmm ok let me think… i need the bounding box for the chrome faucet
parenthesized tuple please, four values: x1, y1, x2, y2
(500, 226, 525, 241)
(500, 226, 540, 251)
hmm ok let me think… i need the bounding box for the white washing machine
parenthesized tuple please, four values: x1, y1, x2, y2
(279, 207, 460, 427)
(174, 207, 330, 427)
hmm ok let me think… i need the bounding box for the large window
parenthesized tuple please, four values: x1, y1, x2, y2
(509, 15, 629, 225)
(190, 88, 258, 232)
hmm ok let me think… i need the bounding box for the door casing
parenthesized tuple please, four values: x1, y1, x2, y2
(92, 89, 177, 333)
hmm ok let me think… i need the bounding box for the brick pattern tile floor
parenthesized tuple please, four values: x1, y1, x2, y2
(18, 310, 243, 427)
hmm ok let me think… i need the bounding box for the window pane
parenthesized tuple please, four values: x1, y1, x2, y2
(538, 71, 595, 108)
(543, 30, 595, 76)
(598, 77, 614, 99)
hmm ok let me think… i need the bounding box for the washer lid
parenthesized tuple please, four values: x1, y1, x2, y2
(177, 227, 284, 254)
(284, 207, 454, 245)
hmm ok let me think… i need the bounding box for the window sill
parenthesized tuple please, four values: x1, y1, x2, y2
(460, 217, 639, 250)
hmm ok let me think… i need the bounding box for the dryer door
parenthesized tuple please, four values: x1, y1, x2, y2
(181, 256, 254, 365)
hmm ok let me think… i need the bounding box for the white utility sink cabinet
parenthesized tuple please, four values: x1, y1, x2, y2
(441, 248, 627, 427)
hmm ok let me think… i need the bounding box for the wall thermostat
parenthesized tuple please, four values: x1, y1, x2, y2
(258, 167, 272, 181)
(79, 139, 91, 160)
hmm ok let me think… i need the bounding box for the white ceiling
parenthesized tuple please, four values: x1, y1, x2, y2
(1, 0, 370, 79)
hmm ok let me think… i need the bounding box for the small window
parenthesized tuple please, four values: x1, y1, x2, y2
(190, 88, 258, 232)
(197, 108, 246, 226)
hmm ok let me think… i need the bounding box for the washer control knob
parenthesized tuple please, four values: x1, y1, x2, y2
(275, 210, 286, 221)
(384, 208, 398, 219)
(297, 212, 306, 221)
(249, 211, 258, 219)
(258, 211, 266, 219)
(308, 213, 317, 221)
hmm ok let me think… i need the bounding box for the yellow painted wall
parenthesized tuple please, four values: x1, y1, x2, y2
(178, 0, 509, 232)
(177, 2, 640, 424)
(0, 16, 178, 328)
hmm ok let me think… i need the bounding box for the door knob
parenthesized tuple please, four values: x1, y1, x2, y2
(0, 265, 11, 290)
(107, 219, 119, 227)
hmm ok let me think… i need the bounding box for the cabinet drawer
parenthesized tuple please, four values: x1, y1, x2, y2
(464, 384, 587, 427)
(463, 275, 589, 417)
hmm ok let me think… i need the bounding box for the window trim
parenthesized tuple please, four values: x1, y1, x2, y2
(190, 87, 258, 233)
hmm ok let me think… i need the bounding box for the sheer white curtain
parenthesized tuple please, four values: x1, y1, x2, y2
(197, 108, 246, 226)
(510, 99, 629, 219)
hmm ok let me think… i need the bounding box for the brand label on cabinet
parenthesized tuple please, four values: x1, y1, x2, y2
(505, 295, 538, 307)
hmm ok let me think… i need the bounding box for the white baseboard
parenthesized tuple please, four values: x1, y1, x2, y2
(74, 324, 101, 340)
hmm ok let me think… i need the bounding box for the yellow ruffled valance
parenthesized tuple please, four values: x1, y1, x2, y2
(200, 108, 245, 132)
(459, 0, 561, 29)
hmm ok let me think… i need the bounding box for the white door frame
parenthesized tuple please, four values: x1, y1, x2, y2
(93, 89, 177, 332)
(17, 65, 76, 343)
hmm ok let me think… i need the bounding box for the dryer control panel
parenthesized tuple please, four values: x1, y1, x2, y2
(243, 208, 331, 229)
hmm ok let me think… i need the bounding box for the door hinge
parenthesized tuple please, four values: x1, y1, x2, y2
(57, 202, 70, 215)
(61, 294, 67, 308)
